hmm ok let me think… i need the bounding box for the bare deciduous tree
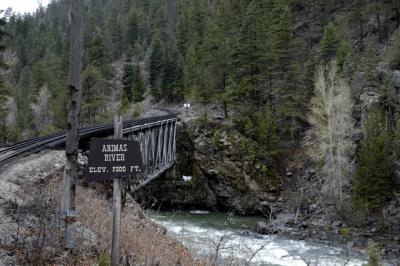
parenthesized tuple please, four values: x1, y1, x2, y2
(308, 60, 356, 209)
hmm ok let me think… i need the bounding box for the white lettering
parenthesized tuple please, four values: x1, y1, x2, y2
(104, 153, 125, 162)
(89, 166, 107, 173)
(102, 144, 128, 153)
(130, 165, 140, 172)
(112, 166, 126, 173)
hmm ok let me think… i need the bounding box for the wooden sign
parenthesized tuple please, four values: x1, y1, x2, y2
(85, 139, 143, 182)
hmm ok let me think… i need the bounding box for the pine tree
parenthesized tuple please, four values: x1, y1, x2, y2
(188, 0, 208, 48)
(149, 34, 165, 100)
(336, 41, 354, 75)
(122, 58, 134, 103)
(361, 45, 379, 88)
(132, 64, 144, 103)
(177, 2, 190, 57)
(270, 1, 304, 120)
(233, 0, 269, 105)
(86, 30, 111, 78)
(124, 8, 140, 49)
(122, 56, 144, 104)
(196, 68, 213, 120)
(354, 106, 393, 210)
(106, 5, 123, 58)
(82, 64, 107, 125)
(0, 10, 10, 145)
(161, 40, 183, 102)
(319, 23, 339, 64)
(203, 0, 238, 118)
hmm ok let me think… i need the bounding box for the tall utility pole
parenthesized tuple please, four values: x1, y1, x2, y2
(61, 0, 84, 249)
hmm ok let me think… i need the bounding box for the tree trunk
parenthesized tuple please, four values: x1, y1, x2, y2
(223, 100, 228, 119)
(61, 0, 84, 248)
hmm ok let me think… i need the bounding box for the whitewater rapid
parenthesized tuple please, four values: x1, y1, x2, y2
(149, 211, 368, 266)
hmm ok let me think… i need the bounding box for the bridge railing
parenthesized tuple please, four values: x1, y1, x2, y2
(123, 117, 177, 192)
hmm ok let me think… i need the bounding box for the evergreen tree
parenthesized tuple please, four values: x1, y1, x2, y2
(122, 57, 144, 104)
(177, 3, 190, 57)
(360, 45, 379, 88)
(203, 0, 238, 118)
(196, 68, 213, 119)
(86, 29, 112, 78)
(124, 8, 140, 49)
(270, 1, 304, 121)
(318, 23, 339, 64)
(161, 40, 183, 102)
(0, 10, 10, 145)
(82, 64, 107, 125)
(354, 106, 393, 210)
(336, 41, 354, 75)
(81, 29, 112, 125)
(149, 34, 164, 100)
(105, 5, 123, 58)
(132, 64, 144, 103)
(122, 58, 134, 103)
(233, 0, 269, 105)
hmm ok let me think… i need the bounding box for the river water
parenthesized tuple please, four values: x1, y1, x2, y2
(148, 211, 368, 266)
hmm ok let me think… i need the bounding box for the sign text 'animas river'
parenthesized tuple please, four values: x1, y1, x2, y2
(85, 139, 144, 182)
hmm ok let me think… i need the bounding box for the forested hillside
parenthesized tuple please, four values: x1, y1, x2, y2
(1, 0, 400, 221)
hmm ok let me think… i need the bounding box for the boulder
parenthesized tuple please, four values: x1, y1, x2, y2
(197, 140, 210, 154)
(392, 70, 400, 88)
(274, 213, 295, 226)
(255, 221, 278, 235)
(207, 169, 219, 176)
(213, 114, 225, 121)
(360, 90, 380, 109)
(219, 136, 231, 147)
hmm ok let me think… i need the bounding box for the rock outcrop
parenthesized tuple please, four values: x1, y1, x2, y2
(135, 121, 283, 216)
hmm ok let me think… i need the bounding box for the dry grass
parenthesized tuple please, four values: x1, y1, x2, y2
(45, 172, 204, 266)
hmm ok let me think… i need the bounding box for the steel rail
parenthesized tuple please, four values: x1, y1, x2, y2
(0, 113, 177, 167)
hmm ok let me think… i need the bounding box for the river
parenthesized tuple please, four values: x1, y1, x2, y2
(148, 211, 369, 266)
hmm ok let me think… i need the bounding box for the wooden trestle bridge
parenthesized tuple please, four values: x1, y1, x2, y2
(0, 110, 178, 192)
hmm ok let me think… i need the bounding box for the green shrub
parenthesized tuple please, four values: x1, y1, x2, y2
(96, 252, 110, 266)
(364, 240, 382, 266)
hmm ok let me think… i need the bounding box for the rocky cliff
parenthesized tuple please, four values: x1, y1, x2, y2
(135, 120, 283, 216)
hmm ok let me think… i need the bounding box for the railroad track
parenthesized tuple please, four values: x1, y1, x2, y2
(0, 112, 177, 167)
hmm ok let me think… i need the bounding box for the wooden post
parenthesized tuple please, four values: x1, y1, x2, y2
(111, 177, 122, 266)
(61, 0, 84, 250)
(112, 114, 123, 266)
